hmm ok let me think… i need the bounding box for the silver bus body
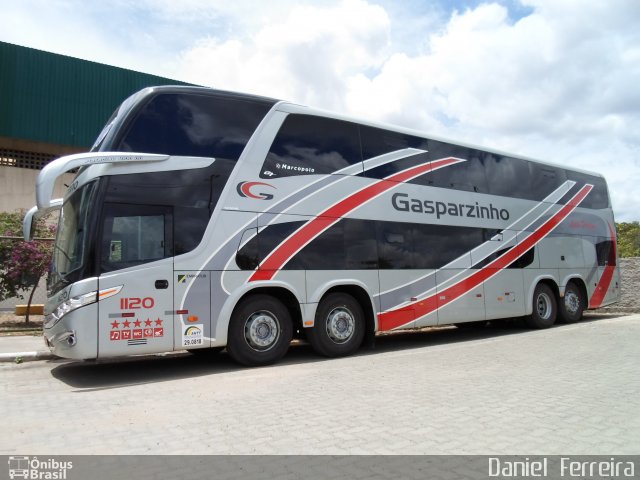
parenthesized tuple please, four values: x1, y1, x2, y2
(28, 86, 620, 365)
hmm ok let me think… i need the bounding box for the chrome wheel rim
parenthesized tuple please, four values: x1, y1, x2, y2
(326, 307, 355, 344)
(564, 290, 580, 315)
(244, 310, 280, 351)
(536, 292, 553, 320)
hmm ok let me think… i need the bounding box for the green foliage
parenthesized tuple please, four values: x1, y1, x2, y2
(616, 222, 640, 258)
(0, 211, 56, 301)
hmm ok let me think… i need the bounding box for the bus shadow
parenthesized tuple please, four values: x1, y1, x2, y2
(49, 313, 622, 390)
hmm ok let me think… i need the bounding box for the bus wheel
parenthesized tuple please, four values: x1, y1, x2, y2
(307, 293, 365, 357)
(558, 281, 585, 323)
(525, 283, 557, 329)
(227, 295, 293, 366)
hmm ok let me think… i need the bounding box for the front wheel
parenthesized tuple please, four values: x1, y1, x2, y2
(307, 293, 365, 357)
(558, 281, 585, 323)
(525, 283, 557, 329)
(226, 295, 293, 366)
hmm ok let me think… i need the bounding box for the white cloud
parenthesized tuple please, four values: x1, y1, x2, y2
(173, 0, 390, 110)
(1, 0, 639, 219)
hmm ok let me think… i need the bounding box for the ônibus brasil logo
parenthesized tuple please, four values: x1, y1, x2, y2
(236, 181, 276, 200)
(8, 456, 73, 479)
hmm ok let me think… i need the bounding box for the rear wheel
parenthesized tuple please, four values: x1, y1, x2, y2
(525, 283, 557, 329)
(307, 293, 365, 357)
(226, 295, 293, 366)
(558, 281, 585, 323)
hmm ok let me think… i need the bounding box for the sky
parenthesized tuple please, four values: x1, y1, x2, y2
(2, 0, 639, 221)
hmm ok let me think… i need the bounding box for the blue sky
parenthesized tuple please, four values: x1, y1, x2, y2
(1, 0, 639, 221)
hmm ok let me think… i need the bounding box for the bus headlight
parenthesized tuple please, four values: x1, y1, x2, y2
(44, 286, 122, 329)
(45, 291, 97, 329)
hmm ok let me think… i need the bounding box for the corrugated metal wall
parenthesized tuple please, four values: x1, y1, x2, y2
(0, 41, 193, 148)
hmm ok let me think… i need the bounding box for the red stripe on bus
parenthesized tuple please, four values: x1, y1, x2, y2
(378, 184, 594, 331)
(249, 157, 464, 282)
(588, 223, 617, 309)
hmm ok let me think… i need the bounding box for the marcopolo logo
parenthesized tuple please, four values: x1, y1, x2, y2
(236, 181, 276, 200)
(8, 456, 73, 479)
(391, 192, 510, 221)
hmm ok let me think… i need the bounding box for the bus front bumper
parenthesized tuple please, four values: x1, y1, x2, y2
(44, 304, 98, 360)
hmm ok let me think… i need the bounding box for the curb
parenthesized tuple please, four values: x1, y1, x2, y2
(0, 351, 56, 363)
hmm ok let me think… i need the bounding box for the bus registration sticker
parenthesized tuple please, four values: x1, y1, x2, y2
(182, 324, 203, 347)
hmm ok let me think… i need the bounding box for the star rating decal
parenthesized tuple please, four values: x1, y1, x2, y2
(108, 316, 165, 341)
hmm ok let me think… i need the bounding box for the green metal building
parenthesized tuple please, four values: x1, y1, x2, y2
(0, 41, 192, 169)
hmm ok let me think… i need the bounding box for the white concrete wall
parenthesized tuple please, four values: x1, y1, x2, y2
(0, 166, 75, 213)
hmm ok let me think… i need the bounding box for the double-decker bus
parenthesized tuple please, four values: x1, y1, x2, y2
(24, 86, 620, 366)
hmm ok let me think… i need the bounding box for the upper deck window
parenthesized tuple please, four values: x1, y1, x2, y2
(260, 114, 362, 178)
(117, 93, 272, 161)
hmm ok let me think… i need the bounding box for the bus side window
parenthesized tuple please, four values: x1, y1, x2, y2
(377, 221, 415, 269)
(530, 163, 567, 201)
(421, 140, 489, 193)
(236, 228, 259, 270)
(485, 154, 533, 200)
(360, 126, 429, 178)
(566, 171, 609, 209)
(260, 115, 362, 179)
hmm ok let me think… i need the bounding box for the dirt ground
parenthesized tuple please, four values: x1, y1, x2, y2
(0, 312, 44, 334)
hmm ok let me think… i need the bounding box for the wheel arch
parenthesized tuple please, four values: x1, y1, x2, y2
(215, 282, 304, 346)
(525, 275, 560, 316)
(562, 275, 588, 304)
(234, 286, 303, 332)
(313, 283, 377, 348)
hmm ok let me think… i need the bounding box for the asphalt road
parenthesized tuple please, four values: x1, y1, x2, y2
(1, 314, 638, 455)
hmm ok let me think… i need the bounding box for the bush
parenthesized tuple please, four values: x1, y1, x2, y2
(0, 211, 55, 303)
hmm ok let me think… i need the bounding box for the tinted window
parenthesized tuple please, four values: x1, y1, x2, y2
(297, 220, 346, 269)
(377, 222, 414, 269)
(294, 219, 378, 270)
(118, 93, 272, 160)
(485, 154, 533, 199)
(377, 221, 485, 270)
(413, 224, 484, 269)
(596, 239, 616, 266)
(260, 115, 361, 178)
(360, 126, 429, 178)
(530, 163, 567, 200)
(104, 161, 232, 257)
(422, 141, 489, 193)
(566, 171, 609, 209)
(236, 221, 305, 270)
(237, 219, 378, 270)
(100, 204, 172, 273)
(344, 219, 378, 269)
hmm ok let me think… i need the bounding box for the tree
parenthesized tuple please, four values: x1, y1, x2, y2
(616, 222, 640, 258)
(0, 211, 55, 323)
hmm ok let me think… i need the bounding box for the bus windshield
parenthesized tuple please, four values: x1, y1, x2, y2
(49, 180, 99, 292)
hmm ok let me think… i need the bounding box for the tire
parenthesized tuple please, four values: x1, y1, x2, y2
(307, 292, 365, 357)
(226, 294, 293, 366)
(558, 281, 585, 323)
(525, 283, 557, 329)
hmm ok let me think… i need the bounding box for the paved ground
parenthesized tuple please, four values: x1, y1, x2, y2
(1, 314, 639, 455)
